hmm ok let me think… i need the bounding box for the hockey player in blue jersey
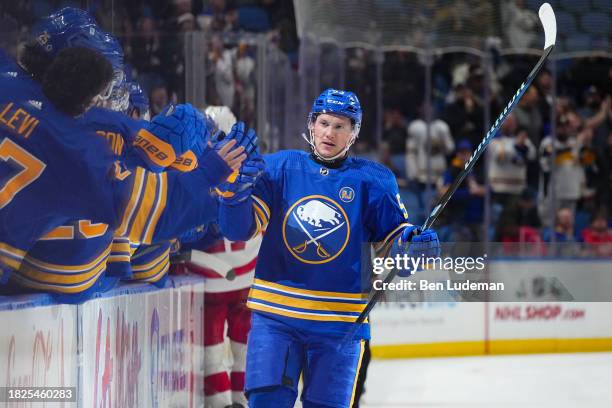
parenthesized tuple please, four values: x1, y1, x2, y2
(0, 12, 256, 292)
(218, 89, 441, 407)
(6, 7, 258, 299)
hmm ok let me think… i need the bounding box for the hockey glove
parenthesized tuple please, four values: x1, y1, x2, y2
(133, 104, 204, 171)
(211, 121, 259, 157)
(400, 226, 441, 257)
(395, 225, 441, 276)
(216, 156, 265, 206)
(170, 112, 218, 172)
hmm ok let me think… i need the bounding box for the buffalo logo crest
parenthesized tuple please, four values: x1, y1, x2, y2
(283, 195, 350, 264)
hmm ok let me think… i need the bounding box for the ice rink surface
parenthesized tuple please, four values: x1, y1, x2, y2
(358, 352, 612, 408)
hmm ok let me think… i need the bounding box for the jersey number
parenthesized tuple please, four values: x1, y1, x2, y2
(0, 138, 46, 209)
(42, 220, 109, 240)
(396, 193, 409, 220)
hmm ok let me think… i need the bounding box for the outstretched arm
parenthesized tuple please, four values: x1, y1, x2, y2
(112, 123, 254, 244)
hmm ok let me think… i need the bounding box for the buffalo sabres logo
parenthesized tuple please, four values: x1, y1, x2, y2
(339, 187, 355, 203)
(282, 195, 350, 264)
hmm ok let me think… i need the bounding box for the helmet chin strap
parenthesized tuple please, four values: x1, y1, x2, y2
(302, 128, 356, 163)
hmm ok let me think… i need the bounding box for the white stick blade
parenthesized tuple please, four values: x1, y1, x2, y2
(539, 3, 557, 49)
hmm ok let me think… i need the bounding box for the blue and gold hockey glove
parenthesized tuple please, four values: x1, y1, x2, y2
(211, 121, 259, 157)
(395, 225, 441, 276)
(170, 111, 217, 172)
(133, 103, 204, 171)
(216, 156, 265, 205)
(400, 226, 441, 257)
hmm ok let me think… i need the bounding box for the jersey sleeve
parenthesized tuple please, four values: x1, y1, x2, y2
(250, 163, 274, 235)
(112, 147, 232, 245)
(366, 166, 412, 255)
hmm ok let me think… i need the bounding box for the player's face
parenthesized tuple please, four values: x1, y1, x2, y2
(312, 113, 353, 158)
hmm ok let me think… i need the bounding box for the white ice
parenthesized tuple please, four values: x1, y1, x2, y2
(358, 352, 612, 408)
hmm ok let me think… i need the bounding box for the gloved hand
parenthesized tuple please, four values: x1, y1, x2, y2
(399, 225, 441, 257)
(134, 103, 204, 171)
(170, 111, 218, 172)
(395, 225, 441, 276)
(211, 121, 259, 157)
(210, 122, 259, 184)
(216, 155, 266, 205)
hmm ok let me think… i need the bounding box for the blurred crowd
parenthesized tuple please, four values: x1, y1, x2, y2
(374, 53, 611, 257)
(1, 0, 298, 129)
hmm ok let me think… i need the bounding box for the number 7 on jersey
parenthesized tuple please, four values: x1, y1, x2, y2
(0, 138, 46, 209)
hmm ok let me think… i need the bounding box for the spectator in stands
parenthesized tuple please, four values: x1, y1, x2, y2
(577, 126, 599, 212)
(495, 187, 543, 255)
(224, 7, 240, 32)
(383, 108, 408, 155)
(197, 0, 220, 28)
(438, 140, 485, 244)
(131, 13, 163, 92)
(443, 83, 484, 148)
(199, 0, 232, 32)
(535, 68, 553, 126)
(502, 0, 539, 49)
(407, 114, 454, 191)
(177, 11, 196, 32)
(174, 0, 193, 15)
(466, 65, 486, 103)
(581, 210, 612, 257)
(378, 142, 407, 189)
(580, 87, 611, 149)
(234, 41, 256, 126)
(495, 206, 521, 245)
(156, 9, 188, 101)
(149, 83, 169, 116)
(542, 207, 578, 244)
(539, 115, 585, 217)
(516, 187, 542, 229)
(488, 115, 536, 207)
(514, 85, 542, 147)
(210, 35, 235, 110)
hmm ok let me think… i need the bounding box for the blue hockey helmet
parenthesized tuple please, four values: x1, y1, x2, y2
(31, 7, 124, 72)
(127, 81, 150, 120)
(305, 88, 362, 161)
(309, 88, 362, 133)
(31, 8, 126, 104)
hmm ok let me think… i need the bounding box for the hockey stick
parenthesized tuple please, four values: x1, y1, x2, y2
(342, 3, 557, 344)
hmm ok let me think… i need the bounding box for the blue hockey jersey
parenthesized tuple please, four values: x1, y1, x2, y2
(221, 150, 410, 339)
(0, 72, 231, 289)
(19, 107, 145, 288)
(20, 103, 205, 294)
